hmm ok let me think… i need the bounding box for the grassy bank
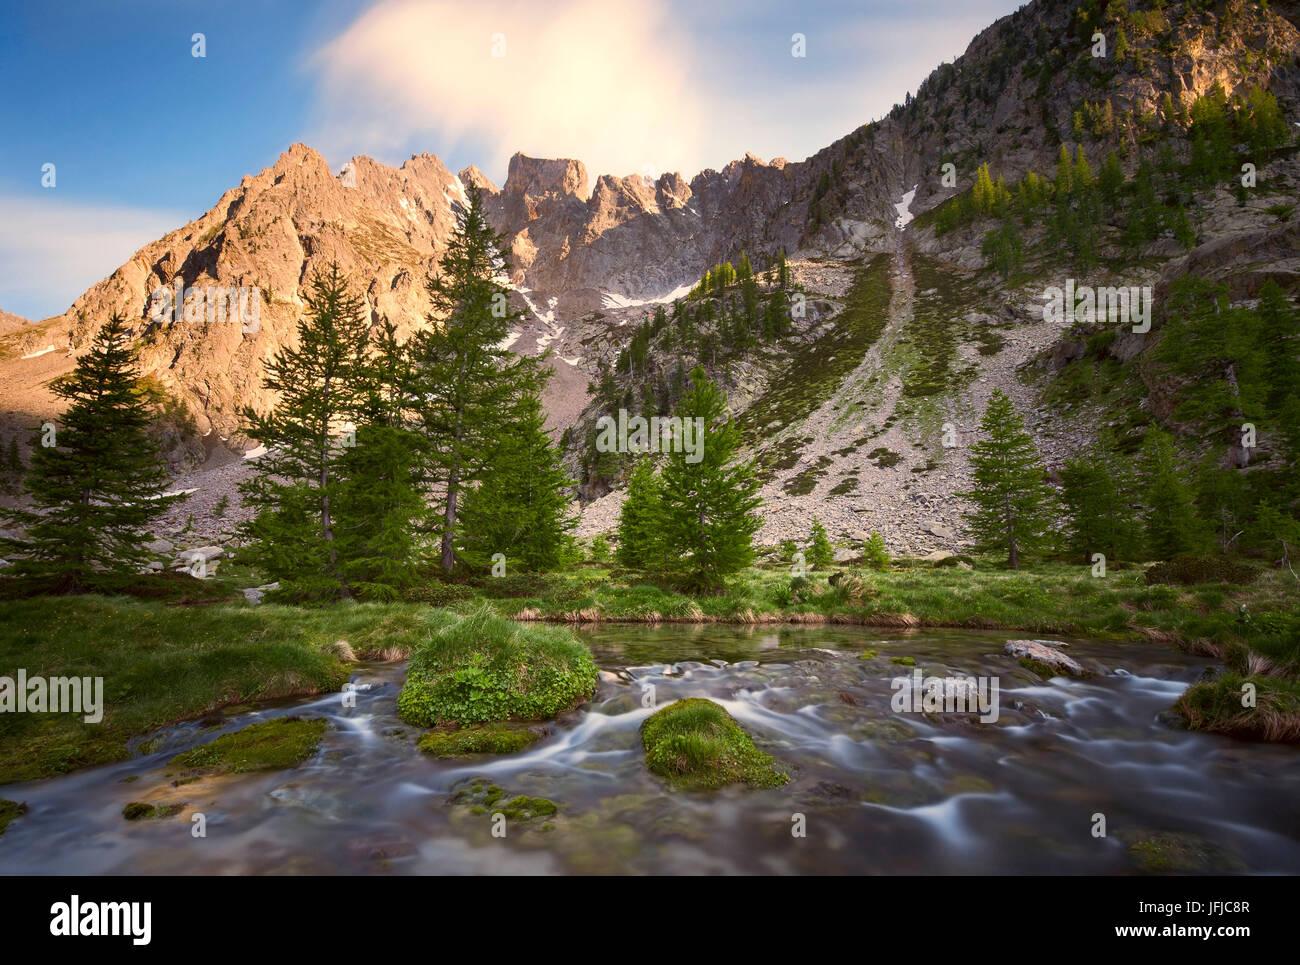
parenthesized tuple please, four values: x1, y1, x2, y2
(2, 557, 1296, 786)
(0, 596, 436, 783)
(481, 562, 1300, 666)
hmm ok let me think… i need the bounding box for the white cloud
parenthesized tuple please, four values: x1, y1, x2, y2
(0, 195, 183, 321)
(308, 0, 708, 187)
(306, 0, 1022, 182)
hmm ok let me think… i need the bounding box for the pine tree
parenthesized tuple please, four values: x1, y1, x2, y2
(1256, 281, 1299, 410)
(1140, 428, 1208, 559)
(239, 262, 371, 600)
(654, 367, 762, 591)
(776, 248, 791, 290)
(808, 518, 834, 568)
(1098, 150, 1124, 202)
(410, 184, 539, 574)
(332, 318, 431, 598)
(960, 389, 1054, 569)
(1154, 276, 1265, 461)
(1, 314, 184, 592)
(1059, 430, 1137, 563)
(615, 455, 663, 568)
(459, 387, 575, 572)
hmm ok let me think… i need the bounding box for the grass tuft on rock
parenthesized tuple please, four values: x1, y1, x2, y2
(122, 801, 183, 821)
(168, 716, 327, 775)
(1173, 673, 1300, 742)
(418, 724, 540, 758)
(0, 798, 27, 835)
(641, 697, 788, 791)
(397, 604, 598, 727)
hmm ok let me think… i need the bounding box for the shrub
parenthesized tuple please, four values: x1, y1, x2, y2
(1146, 556, 1258, 586)
(404, 580, 474, 606)
(861, 532, 890, 570)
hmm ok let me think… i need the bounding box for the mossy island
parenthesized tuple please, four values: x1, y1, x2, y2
(641, 698, 789, 791)
(397, 606, 598, 729)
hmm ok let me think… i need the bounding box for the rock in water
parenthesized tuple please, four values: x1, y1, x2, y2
(1004, 639, 1085, 677)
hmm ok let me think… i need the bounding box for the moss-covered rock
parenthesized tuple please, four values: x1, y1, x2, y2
(1018, 657, 1058, 679)
(168, 716, 327, 775)
(449, 781, 559, 824)
(418, 724, 540, 758)
(396, 605, 598, 727)
(122, 801, 183, 821)
(640, 698, 788, 791)
(0, 798, 27, 835)
(1126, 831, 1247, 873)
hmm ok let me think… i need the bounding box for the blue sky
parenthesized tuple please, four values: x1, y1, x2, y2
(0, 0, 1022, 320)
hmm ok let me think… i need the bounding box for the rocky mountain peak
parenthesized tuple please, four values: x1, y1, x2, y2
(458, 164, 499, 195)
(503, 153, 590, 203)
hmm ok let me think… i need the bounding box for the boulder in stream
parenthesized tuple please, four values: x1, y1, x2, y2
(1004, 639, 1085, 678)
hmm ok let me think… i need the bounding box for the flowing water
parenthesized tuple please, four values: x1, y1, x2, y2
(2, 626, 1298, 875)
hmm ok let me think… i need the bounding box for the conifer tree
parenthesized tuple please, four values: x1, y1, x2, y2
(239, 262, 371, 600)
(776, 248, 791, 290)
(1, 313, 184, 592)
(1154, 276, 1265, 461)
(1256, 281, 1299, 410)
(1140, 428, 1208, 559)
(960, 389, 1054, 569)
(458, 387, 575, 572)
(1098, 150, 1124, 202)
(1059, 430, 1137, 563)
(808, 517, 834, 568)
(615, 455, 663, 568)
(410, 184, 539, 574)
(654, 367, 762, 591)
(333, 318, 430, 598)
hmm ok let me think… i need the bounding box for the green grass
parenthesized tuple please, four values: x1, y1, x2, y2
(0, 798, 27, 834)
(396, 604, 599, 727)
(744, 254, 893, 451)
(641, 698, 788, 790)
(5, 556, 1298, 783)
(122, 801, 184, 820)
(1174, 673, 1300, 742)
(417, 724, 540, 757)
(490, 560, 1297, 654)
(168, 716, 327, 774)
(0, 595, 440, 784)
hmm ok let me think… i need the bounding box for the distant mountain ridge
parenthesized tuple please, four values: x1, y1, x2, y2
(1, 0, 1296, 469)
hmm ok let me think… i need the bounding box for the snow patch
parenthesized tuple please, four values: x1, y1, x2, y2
(21, 344, 56, 360)
(498, 330, 521, 351)
(243, 445, 268, 460)
(894, 185, 918, 229)
(601, 282, 694, 310)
